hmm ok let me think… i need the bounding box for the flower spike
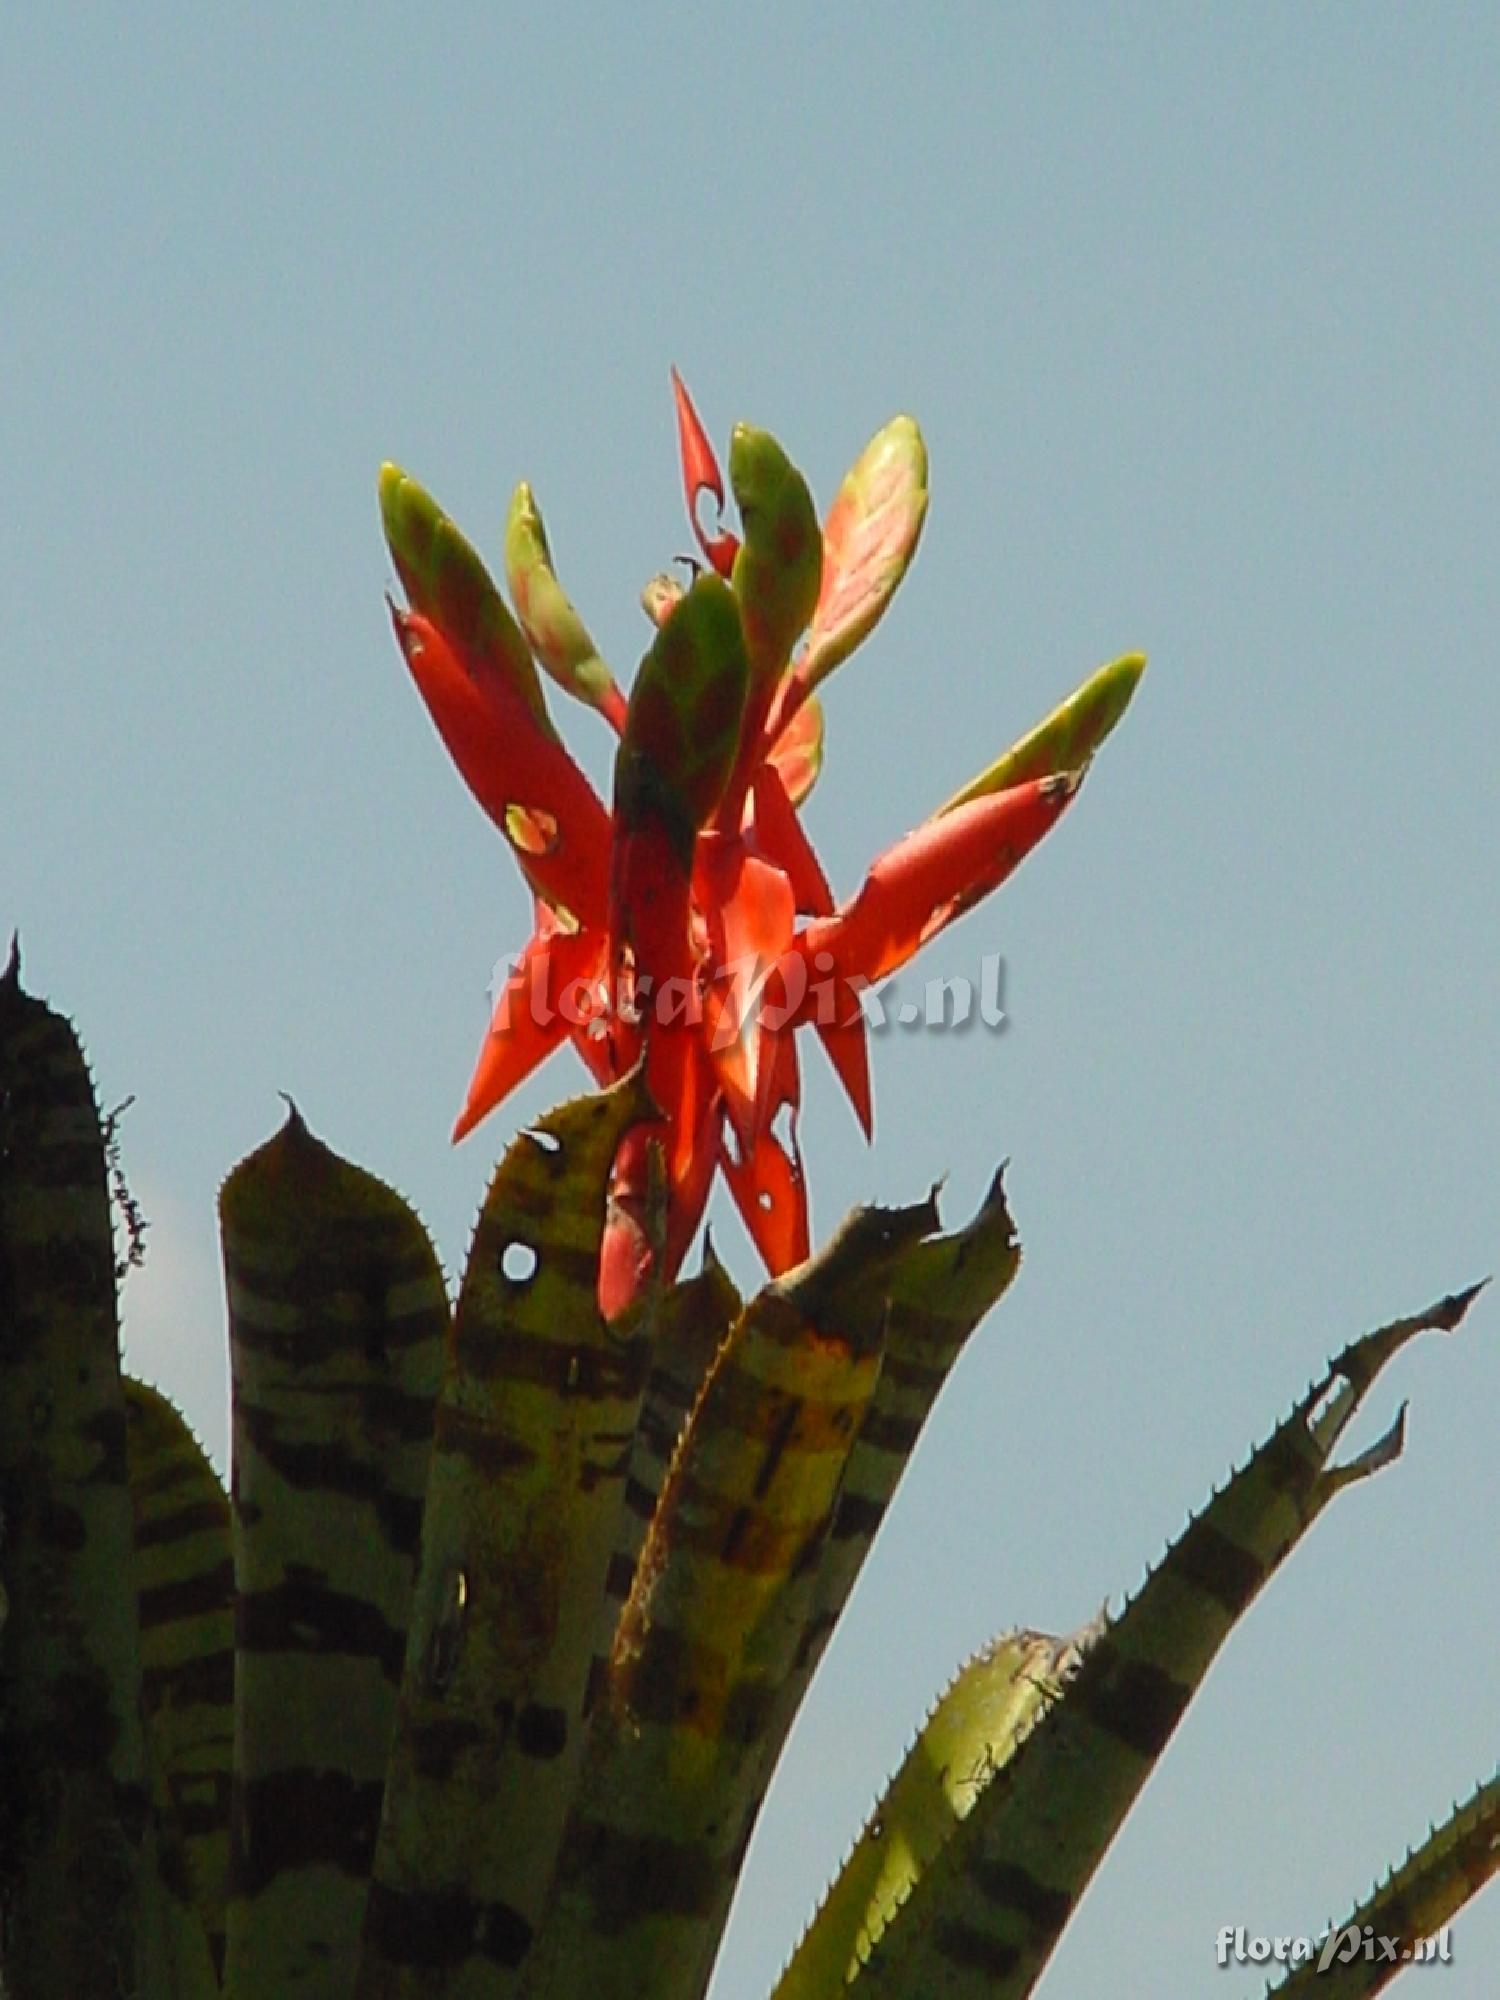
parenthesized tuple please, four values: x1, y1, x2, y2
(387, 384, 1140, 1312)
(610, 576, 751, 1215)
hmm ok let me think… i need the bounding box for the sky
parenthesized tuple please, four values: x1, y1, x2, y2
(4, 6, 1497, 1993)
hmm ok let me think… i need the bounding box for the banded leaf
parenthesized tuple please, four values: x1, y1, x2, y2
(1271, 1771, 1498, 1996)
(775, 1620, 1102, 1999)
(798, 1166, 1022, 1681)
(603, 1244, 743, 1635)
(521, 1200, 941, 2000)
(143, 1710, 225, 1999)
(125, 1375, 235, 1979)
(220, 1104, 448, 2000)
(0, 948, 187, 1996)
(356, 1071, 655, 1998)
(691, 1169, 1023, 1994)
(849, 1283, 1486, 2000)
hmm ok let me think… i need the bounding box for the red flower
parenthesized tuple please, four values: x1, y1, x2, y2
(380, 377, 1142, 1315)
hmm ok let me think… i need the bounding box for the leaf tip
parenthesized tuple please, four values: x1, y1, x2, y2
(276, 1091, 311, 1140)
(1436, 1276, 1490, 1328)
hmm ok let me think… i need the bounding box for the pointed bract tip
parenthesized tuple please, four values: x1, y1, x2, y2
(2, 931, 19, 987)
(276, 1091, 311, 1139)
(1438, 1276, 1491, 1327)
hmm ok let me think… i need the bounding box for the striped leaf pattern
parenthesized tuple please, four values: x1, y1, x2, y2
(776, 1618, 1103, 1999)
(355, 1072, 656, 1997)
(604, 1245, 743, 1632)
(519, 1199, 944, 2000)
(0, 948, 189, 1996)
(219, 1103, 448, 1999)
(847, 1283, 1487, 2000)
(1271, 1772, 1499, 1997)
(125, 1375, 235, 1979)
(2, 936, 1491, 2000)
(681, 1169, 1024, 1996)
(794, 1165, 1022, 1709)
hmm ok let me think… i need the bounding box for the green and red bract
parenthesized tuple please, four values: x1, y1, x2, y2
(380, 377, 1144, 1316)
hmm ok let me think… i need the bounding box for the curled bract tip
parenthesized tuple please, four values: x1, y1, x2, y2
(671, 368, 740, 577)
(276, 1092, 310, 1138)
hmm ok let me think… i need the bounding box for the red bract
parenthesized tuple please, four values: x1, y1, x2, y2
(380, 381, 1143, 1317)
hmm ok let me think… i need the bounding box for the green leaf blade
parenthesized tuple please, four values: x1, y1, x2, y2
(219, 1104, 448, 2000)
(125, 1376, 235, 1982)
(849, 1285, 1484, 2000)
(355, 1072, 656, 2000)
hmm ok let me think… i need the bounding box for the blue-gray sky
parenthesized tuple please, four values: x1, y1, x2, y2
(5, 7, 1496, 1993)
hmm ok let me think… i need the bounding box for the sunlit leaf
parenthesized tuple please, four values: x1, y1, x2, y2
(379, 463, 548, 725)
(850, 1284, 1487, 2000)
(358, 1072, 655, 1995)
(220, 1104, 448, 1999)
(799, 414, 928, 692)
(505, 480, 626, 727)
(940, 652, 1146, 814)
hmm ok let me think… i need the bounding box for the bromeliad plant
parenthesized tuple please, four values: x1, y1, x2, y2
(0, 381, 1493, 2000)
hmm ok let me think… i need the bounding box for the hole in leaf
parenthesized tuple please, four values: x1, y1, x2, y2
(426, 1566, 468, 1693)
(757, 1190, 774, 1212)
(918, 895, 964, 950)
(527, 1128, 562, 1156)
(504, 805, 560, 856)
(501, 1241, 539, 1285)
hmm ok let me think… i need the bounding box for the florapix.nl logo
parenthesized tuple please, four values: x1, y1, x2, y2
(1216, 1923, 1453, 1972)
(485, 946, 1011, 1045)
